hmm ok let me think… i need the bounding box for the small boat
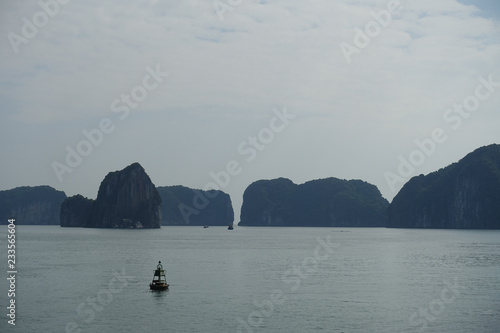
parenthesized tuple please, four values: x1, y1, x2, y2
(228, 225, 234, 230)
(203, 225, 209, 228)
(149, 261, 169, 291)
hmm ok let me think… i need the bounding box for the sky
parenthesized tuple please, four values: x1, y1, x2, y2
(1, 0, 500, 222)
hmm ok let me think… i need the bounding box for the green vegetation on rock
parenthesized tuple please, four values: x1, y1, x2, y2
(157, 186, 234, 226)
(388, 144, 500, 229)
(0, 186, 66, 225)
(239, 177, 388, 227)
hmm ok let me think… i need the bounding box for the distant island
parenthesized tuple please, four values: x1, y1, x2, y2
(238, 177, 389, 227)
(157, 186, 234, 226)
(388, 144, 500, 229)
(0, 186, 66, 225)
(61, 162, 161, 228)
(1, 144, 499, 229)
(60, 163, 235, 228)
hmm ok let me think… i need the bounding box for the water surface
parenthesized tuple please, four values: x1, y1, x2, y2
(1, 226, 499, 332)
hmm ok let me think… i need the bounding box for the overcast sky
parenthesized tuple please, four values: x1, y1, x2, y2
(1, 0, 499, 221)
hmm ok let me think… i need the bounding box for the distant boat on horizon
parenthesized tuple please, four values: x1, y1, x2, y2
(228, 225, 233, 230)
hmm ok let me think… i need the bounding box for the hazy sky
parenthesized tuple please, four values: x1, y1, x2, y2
(1, 0, 499, 221)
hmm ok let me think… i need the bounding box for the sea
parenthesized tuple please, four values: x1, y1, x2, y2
(1, 225, 499, 333)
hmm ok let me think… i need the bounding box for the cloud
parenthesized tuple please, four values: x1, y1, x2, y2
(0, 0, 499, 212)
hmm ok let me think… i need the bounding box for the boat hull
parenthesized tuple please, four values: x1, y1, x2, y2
(149, 283, 169, 291)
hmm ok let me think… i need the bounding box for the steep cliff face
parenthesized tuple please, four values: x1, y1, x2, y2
(240, 178, 296, 226)
(388, 144, 500, 229)
(0, 186, 66, 225)
(88, 163, 162, 228)
(239, 177, 388, 227)
(157, 186, 234, 226)
(60, 195, 94, 227)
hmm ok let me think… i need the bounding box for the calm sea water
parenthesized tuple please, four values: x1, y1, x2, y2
(1, 226, 499, 333)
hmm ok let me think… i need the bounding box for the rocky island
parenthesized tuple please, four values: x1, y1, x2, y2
(388, 144, 500, 229)
(5, 144, 498, 230)
(157, 186, 234, 226)
(0, 186, 66, 225)
(239, 177, 388, 227)
(60, 194, 93, 227)
(60, 162, 162, 228)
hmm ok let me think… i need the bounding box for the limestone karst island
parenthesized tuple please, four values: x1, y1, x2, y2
(1, 144, 499, 229)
